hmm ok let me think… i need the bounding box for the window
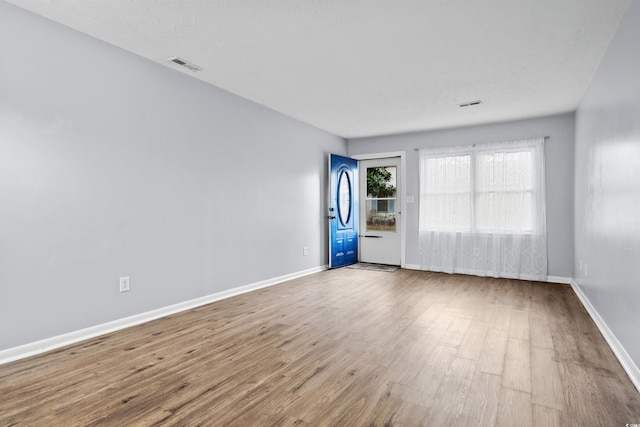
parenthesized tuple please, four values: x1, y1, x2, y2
(365, 166, 397, 232)
(420, 145, 537, 234)
(418, 138, 547, 280)
(337, 170, 352, 226)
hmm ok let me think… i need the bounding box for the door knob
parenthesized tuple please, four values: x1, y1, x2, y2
(327, 216, 336, 220)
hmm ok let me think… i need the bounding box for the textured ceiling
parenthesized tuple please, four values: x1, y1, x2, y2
(6, 0, 631, 139)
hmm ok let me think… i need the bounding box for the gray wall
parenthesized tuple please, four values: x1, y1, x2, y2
(0, 2, 346, 351)
(348, 113, 575, 278)
(574, 1, 640, 367)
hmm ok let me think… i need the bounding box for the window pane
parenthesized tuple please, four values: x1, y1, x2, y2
(477, 150, 533, 192)
(366, 166, 396, 197)
(476, 192, 533, 232)
(337, 170, 351, 226)
(366, 199, 396, 231)
(424, 155, 470, 194)
(476, 149, 534, 233)
(366, 166, 397, 232)
(421, 154, 471, 231)
(422, 193, 471, 231)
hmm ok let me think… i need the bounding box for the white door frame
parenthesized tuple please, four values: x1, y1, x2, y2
(351, 151, 406, 268)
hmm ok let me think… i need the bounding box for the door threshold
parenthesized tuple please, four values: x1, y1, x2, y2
(346, 263, 399, 272)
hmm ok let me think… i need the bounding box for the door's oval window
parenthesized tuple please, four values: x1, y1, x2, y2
(338, 170, 351, 226)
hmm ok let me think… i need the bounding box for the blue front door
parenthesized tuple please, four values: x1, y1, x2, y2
(329, 154, 358, 268)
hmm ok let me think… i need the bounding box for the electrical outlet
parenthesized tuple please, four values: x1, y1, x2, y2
(119, 276, 130, 293)
(303, 247, 308, 256)
(406, 196, 415, 203)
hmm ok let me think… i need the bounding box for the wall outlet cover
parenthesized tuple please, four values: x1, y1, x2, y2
(119, 276, 130, 293)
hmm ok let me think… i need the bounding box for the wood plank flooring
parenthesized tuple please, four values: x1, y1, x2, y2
(1, 269, 639, 426)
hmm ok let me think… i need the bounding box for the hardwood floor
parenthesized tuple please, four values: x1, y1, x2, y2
(1, 269, 639, 426)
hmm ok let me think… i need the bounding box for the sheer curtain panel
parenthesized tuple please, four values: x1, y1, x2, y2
(419, 138, 547, 280)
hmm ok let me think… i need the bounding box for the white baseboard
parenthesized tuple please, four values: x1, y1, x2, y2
(0, 265, 328, 366)
(570, 280, 640, 393)
(546, 275, 573, 284)
(6, 266, 637, 395)
(403, 266, 571, 285)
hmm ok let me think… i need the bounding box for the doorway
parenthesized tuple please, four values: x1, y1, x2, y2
(328, 152, 405, 269)
(358, 156, 403, 266)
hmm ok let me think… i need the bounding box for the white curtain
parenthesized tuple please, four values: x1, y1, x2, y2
(419, 138, 547, 280)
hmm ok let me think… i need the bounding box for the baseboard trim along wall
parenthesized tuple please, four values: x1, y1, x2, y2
(570, 280, 640, 394)
(0, 265, 328, 366)
(546, 276, 573, 284)
(5, 266, 637, 395)
(405, 265, 572, 285)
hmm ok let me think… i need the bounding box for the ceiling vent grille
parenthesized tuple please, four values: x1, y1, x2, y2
(167, 56, 202, 72)
(459, 100, 483, 108)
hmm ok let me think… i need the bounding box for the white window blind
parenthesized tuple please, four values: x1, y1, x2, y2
(419, 138, 547, 280)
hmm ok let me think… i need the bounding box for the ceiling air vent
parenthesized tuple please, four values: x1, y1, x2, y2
(458, 100, 483, 108)
(167, 56, 202, 72)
